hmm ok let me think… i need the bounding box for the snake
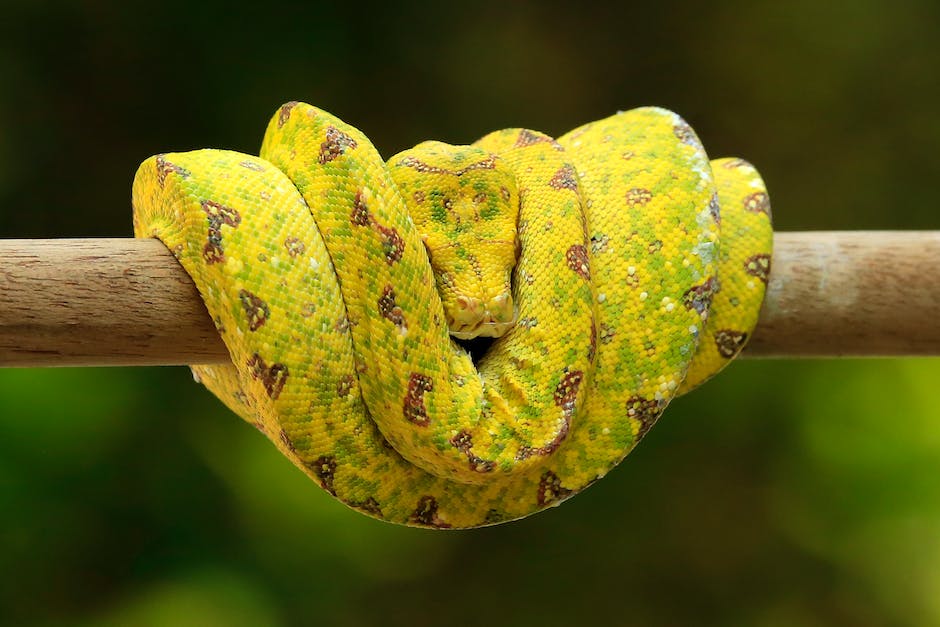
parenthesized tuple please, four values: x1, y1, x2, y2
(131, 102, 772, 528)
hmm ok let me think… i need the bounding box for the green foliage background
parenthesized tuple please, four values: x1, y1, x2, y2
(1, 1, 939, 625)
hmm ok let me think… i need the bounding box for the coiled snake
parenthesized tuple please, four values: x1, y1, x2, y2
(132, 102, 772, 528)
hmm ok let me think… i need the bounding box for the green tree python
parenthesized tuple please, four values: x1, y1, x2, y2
(132, 102, 772, 528)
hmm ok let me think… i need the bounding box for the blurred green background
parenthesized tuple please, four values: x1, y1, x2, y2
(1, 1, 939, 625)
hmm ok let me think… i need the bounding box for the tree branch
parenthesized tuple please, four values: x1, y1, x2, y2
(0, 232, 937, 367)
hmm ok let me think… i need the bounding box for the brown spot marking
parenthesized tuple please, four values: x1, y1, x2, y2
(518, 370, 581, 460)
(565, 244, 591, 281)
(349, 497, 383, 517)
(409, 495, 450, 528)
(715, 329, 748, 359)
(247, 353, 289, 400)
(553, 370, 583, 414)
(413, 190, 426, 204)
(450, 430, 496, 473)
(278, 101, 298, 128)
(673, 122, 699, 146)
(648, 239, 663, 254)
(708, 192, 721, 225)
(626, 396, 665, 439)
(625, 270, 640, 289)
(744, 191, 771, 216)
(201, 200, 241, 264)
(599, 323, 616, 344)
(626, 188, 653, 207)
(683, 277, 717, 317)
(515, 129, 551, 147)
(473, 192, 487, 204)
(318, 125, 358, 164)
(155, 155, 190, 187)
(202, 200, 240, 226)
(403, 373, 434, 427)
(590, 233, 610, 254)
(233, 391, 251, 409)
(336, 374, 355, 398)
(548, 164, 578, 191)
(307, 455, 337, 496)
(238, 160, 265, 172)
(441, 197, 456, 222)
(744, 253, 771, 284)
(397, 155, 496, 176)
(284, 237, 306, 257)
(238, 289, 270, 331)
(537, 470, 572, 507)
(450, 429, 472, 450)
(350, 190, 371, 226)
(518, 316, 537, 328)
(278, 428, 296, 453)
(377, 225, 405, 264)
(378, 285, 407, 332)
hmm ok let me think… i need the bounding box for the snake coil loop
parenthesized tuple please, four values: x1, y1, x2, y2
(132, 102, 772, 528)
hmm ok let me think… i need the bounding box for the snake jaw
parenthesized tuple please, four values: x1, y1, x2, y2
(449, 292, 515, 339)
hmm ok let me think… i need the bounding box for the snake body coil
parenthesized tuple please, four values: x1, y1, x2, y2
(132, 102, 772, 528)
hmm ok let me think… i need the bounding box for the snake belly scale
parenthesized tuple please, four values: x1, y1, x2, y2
(131, 102, 772, 528)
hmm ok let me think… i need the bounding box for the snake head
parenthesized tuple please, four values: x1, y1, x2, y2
(389, 141, 519, 339)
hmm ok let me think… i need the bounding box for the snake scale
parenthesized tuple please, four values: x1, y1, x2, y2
(132, 102, 772, 528)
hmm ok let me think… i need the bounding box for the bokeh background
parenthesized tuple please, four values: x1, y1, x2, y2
(1, 1, 939, 625)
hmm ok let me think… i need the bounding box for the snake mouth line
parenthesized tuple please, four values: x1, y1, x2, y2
(447, 293, 516, 340)
(449, 317, 516, 340)
(450, 303, 519, 365)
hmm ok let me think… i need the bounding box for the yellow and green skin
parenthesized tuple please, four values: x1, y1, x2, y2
(131, 102, 772, 528)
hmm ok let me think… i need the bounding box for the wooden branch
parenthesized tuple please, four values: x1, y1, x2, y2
(0, 238, 226, 367)
(0, 232, 937, 367)
(748, 232, 940, 358)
